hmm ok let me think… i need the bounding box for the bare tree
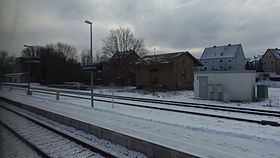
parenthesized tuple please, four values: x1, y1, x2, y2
(20, 42, 87, 84)
(0, 51, 15, 81)
(22, 46, 41, 58)
(94, 50, 109, 63)
(80, 50, 109, 66)
(48, 42, 78, 62)
(102, 26, 146, 57)
(21, 42, 77, 62)
(80, 50, 91, 66)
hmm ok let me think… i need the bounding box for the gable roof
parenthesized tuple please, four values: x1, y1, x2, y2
(110, 50, 139, 60)
(133, 51, 201, 65)
(201, 44, 242, 59)
(267, 48, 280, 59)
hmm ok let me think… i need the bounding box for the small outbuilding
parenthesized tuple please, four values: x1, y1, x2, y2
(261, 48, 280, 75)
(194, 71, 256, 101)
(132, 51, 202, 90)
(3, 72, 28, 83)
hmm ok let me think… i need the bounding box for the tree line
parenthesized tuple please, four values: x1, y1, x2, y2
(0, 51, 15, 82)
(1, 26, 146, 85)
(21, 42, 88, 84)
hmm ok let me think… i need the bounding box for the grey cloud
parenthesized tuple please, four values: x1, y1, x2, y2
(0, 0, 280, 58)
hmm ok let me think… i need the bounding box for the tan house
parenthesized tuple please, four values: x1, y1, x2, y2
(131, 51, 202, 90)
(262, 48, 280, 75)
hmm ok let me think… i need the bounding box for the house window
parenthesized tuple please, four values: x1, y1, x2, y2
(228, 66, 232, 69)
(220, 52, 224, 56)
(220, 60, 223, 62)
(205, 67, 207, 70)
(150, 69, 158, 72)
(220, 66, 223, 69)
(204, 61, 207, 64)
(271, 61, 273, 64)
(182, 60, 185, 64)
(228, 60, 231, 62)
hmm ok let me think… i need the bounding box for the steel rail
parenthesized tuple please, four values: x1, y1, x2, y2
(6, 83, 280, 115)
(0, 120, 50, 158)
(4, 88, 279, 127)
(0, 103, 117, 158)
(2, 84, 280, 126)
(6, 84, 280, 117)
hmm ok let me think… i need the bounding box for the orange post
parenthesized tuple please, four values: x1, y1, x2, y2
(56, 91, 60, 100)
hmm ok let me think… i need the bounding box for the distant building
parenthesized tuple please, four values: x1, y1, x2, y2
(199, 44, 246, 71)
(3, 72, 28, 83)
(3, 57, 41, 83)
(261, 48, 280, 75)
(94, 50, 140, 86)
(131, 51, 202, 90)
(245, 55, 263, 72)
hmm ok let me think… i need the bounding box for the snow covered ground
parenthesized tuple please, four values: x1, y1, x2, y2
(0, 124, 42, 158)
(1, 83, 280, 157)
(257, 80, 280, 88)
(4, 82, 280, 110)
(0, 104, 145, 158)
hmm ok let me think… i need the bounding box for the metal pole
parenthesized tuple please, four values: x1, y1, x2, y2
(28, 63, 30, 94)
(111, 82, 114, 108)
(90, 23, 94, 107)
(24, 45, 33, 95)
(85, 20, 94, 107)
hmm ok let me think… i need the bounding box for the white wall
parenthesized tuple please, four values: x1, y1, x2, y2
(194, 71, 256, 101)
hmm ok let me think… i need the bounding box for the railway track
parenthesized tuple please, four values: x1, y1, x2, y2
(0, 123, 44, 158)
(3, 83, 280, 117)
(0, 103, 116, 158)
(2, 84, 280, 127)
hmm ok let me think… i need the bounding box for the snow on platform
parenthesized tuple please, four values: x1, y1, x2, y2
(1, 87, 280, 157)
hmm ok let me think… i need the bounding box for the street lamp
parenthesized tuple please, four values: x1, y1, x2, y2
(24, 45, 33, 95)
(85, 20, 94, 107)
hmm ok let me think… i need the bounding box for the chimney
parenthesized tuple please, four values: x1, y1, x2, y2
(213, 45, 216, 48)
(275, 48, 278, 50)
(228, 44, 231, 46)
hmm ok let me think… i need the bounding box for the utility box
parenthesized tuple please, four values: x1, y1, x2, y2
(194, 71, 256, 102)
(257, 85, 268, 99)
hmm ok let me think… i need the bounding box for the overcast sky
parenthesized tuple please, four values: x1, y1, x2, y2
(1, 0, 280, 58)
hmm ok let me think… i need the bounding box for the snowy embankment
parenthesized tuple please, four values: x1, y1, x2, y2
(257, 80, 280, 88)
(1, 83, 280, 157)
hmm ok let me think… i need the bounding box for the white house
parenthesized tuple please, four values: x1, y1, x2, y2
(194, 71, 256, 101)
(200, 44, 246, 71)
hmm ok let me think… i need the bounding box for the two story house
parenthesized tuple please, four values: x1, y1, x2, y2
(262, 48, 280, 75)
(200, 44, 246, 71)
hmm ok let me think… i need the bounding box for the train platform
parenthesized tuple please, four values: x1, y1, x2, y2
(1, 89, 280, 158)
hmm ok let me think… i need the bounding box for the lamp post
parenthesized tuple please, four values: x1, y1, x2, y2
(24, 45, 33, 95)
(85, 20, 94, 107)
